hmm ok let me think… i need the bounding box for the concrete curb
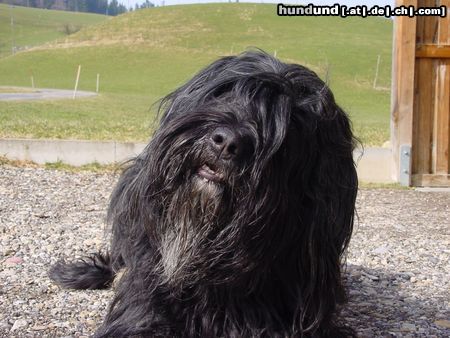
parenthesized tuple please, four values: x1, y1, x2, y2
(0, 138, 146, 166)
(0, 138, 394, 183)
(354, 147, 394, 184)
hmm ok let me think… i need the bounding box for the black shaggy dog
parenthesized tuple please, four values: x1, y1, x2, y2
(50, 50, 358, 337)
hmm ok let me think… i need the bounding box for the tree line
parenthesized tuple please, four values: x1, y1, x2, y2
(1, 0, 155, 16)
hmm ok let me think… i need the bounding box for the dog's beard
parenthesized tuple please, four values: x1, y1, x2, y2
(156, 166, 231, 286)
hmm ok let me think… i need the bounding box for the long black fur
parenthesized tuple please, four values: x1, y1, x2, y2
(49, 50, 358, 337)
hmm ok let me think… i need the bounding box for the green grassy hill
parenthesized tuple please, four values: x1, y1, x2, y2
(0, 4, 393, 145)
(0, 4, 107, 58)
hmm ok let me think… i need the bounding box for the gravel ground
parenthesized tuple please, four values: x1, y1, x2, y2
(0, 166, 449, 337)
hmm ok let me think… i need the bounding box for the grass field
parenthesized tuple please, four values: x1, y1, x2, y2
(0, 4, 107, 58)
(0, 4, 393, 145)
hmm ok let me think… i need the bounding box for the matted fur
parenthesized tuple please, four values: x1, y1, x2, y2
(50, 50, 358, 337)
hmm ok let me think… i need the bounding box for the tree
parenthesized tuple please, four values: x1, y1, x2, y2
(43, 0, 55, 8)
(140, 0, 154, 9)
(86, 0, 99, 13)
(107, 0, 118, 16)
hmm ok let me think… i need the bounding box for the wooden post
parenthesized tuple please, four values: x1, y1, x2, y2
(30, 69, 34, 89)
(373, 55, 381, 89)
(31, 76, 34, 89)
(96, 73, 100, 93)
(73, 65, 81, 99)
(390, 0, 417, 185)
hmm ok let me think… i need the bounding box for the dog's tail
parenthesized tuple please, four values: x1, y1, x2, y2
(49, 252, 115, 290)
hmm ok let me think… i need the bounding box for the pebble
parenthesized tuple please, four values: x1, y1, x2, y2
(401, 323, 416, 331)
(32, 325, 48, 331)
(11, 319, 28, 331)
(372, 245, 389, 255)
(4, 256, 24, 265)
(435, 320, 450, 329)
(0, 321, 12, 331)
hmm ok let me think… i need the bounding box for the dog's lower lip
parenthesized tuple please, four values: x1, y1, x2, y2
(197, 164, 223, 182)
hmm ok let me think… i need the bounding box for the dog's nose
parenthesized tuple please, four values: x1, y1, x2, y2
(210, 127, 242, 159)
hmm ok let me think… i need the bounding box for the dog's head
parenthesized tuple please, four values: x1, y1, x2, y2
(112, 50, 358, 292)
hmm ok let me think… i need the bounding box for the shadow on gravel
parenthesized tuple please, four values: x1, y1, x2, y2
(341, 264, 450, 337)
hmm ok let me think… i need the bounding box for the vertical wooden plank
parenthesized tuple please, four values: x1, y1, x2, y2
(411, 7, 438, 175)
(432, 3, 450, 174)
(416, 0, 439, 44)
(433, 62, 450, 174)
(412, 59, 435, 174)
(391, 0, 418, 184)
(438, 0, 449, 44)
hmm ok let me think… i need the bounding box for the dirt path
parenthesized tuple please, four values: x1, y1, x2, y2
(0, 87, 96, 101)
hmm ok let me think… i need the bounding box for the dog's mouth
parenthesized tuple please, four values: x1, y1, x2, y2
(197, 164, 224, 183)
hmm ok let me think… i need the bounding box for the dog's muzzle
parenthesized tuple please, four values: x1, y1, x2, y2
(196, 127, 253, 184)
